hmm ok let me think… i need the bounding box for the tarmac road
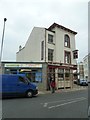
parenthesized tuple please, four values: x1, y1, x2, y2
(2, 88, 88, 119)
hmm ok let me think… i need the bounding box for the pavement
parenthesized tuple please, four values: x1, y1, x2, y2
(38, 86, 88, 94)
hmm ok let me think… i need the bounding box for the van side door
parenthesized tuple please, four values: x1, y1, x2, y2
(17, 76, 29, 95)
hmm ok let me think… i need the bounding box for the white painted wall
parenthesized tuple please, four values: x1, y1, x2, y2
(46, 30, 55, 62)
(47, 27, 77, 65)
(16, 27, 45, 62)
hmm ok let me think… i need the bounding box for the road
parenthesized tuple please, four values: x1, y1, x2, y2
(2, 88, 88, 118)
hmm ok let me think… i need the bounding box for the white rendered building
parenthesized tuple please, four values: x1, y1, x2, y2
(16, 23, 77, 64)
(16, 23, 78, 89)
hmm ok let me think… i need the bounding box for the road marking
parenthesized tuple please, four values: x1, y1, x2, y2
(42, 97, 87, 106)
(43, 103, 48, 107)
(48, 97, 87, 109)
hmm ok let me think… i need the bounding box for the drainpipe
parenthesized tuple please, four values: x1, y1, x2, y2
(45, 28, 46, 62)
(45, 29, 48, 90)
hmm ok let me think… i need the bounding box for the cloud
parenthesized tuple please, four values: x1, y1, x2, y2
(0, 0, 88, 62)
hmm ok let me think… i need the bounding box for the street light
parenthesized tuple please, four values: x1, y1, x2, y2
(0, 18, 7, 65)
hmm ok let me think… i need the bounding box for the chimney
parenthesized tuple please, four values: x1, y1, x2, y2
(19, 45, 22, 51)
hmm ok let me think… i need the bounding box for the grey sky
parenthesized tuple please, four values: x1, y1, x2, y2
(0, 0, 88, 62)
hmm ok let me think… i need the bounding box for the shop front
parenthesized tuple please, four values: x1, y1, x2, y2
(0, 62, 78, 91)
(1, 62, 43, 83)
(1, 62, 49, 91)
(47, 63, 77, 90)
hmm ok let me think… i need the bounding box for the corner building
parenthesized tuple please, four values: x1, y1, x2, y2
(16, 23, 78, 90)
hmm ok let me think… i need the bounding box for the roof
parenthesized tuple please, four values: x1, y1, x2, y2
(48, 23, 77, 35)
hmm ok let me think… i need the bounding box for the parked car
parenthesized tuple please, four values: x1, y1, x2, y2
(0, 74, 38, 98)
(78, 79, 88, 86)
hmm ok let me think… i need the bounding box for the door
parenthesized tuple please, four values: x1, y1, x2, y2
(17, 76, 29, 95)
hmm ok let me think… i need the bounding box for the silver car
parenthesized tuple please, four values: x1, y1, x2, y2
(79, 79, 88, 86)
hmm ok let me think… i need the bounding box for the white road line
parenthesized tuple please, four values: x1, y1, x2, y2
(42, 97, 86, 106)
(48, 97, 87, 109)
(43, 103, 48, 107)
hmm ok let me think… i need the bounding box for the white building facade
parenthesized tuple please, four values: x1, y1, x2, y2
(16, 23, 77, 64)
(83, 55, 88, 80)
(16, 23, 78, 89)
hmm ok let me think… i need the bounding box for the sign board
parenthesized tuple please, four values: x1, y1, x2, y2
(4, 63, 42, 68)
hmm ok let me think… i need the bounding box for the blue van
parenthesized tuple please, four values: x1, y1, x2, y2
(0, 74, 38, 98)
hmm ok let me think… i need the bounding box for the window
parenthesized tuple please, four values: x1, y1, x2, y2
(41, 41, 44, 60)
(48, 49, 54, 61)
(48, 34, 53, 43)
(64, 34, 70, 48)
(73, 50, 78, 59)
(58, 69, 64, 79)
(19, 76, 27, 84)
(65, 51, 71, 64)
(65, 69, 70, 77)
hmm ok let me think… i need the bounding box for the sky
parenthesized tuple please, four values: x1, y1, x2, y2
(0, 0, 89, 62)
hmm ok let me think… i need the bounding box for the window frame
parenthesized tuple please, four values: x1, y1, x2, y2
(48, 34, 53, 43)
(64, 51, 71, 64)
(65, 69, 70, 77)
(73, 50, 78, 59)
(48, 48, 54, 61)
(58, 69, 64, 80)
(64, 34, 70, 48)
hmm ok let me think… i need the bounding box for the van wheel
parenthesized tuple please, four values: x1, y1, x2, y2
(26, 90, 33, 98)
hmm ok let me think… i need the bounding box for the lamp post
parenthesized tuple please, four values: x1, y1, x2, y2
(0, 18, 7, 66)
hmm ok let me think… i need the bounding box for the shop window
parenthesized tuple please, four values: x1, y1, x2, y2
(58, 69, 64, 80)
(64, 34, 70, 48)
(35, 72, 42, 82)
(65, 69, 70, 77)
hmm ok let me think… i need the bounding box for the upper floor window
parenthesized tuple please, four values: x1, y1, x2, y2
(64, 34, 70, 48)
(48, 34, 53, 43)
(48, 49, 54, 61)
(64, 51, 71, 64)
(73, 50, 78, 59)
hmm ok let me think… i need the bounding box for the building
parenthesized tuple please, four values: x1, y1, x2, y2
(83, 53, 90, 80)
(16, 23, 78, 90)
(77, 62, 84, 79)
(16, 23, 78, 63)
(83, 55, 89, 80)
(77, 54, 89, 80)
(88, 53, 90, 81)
